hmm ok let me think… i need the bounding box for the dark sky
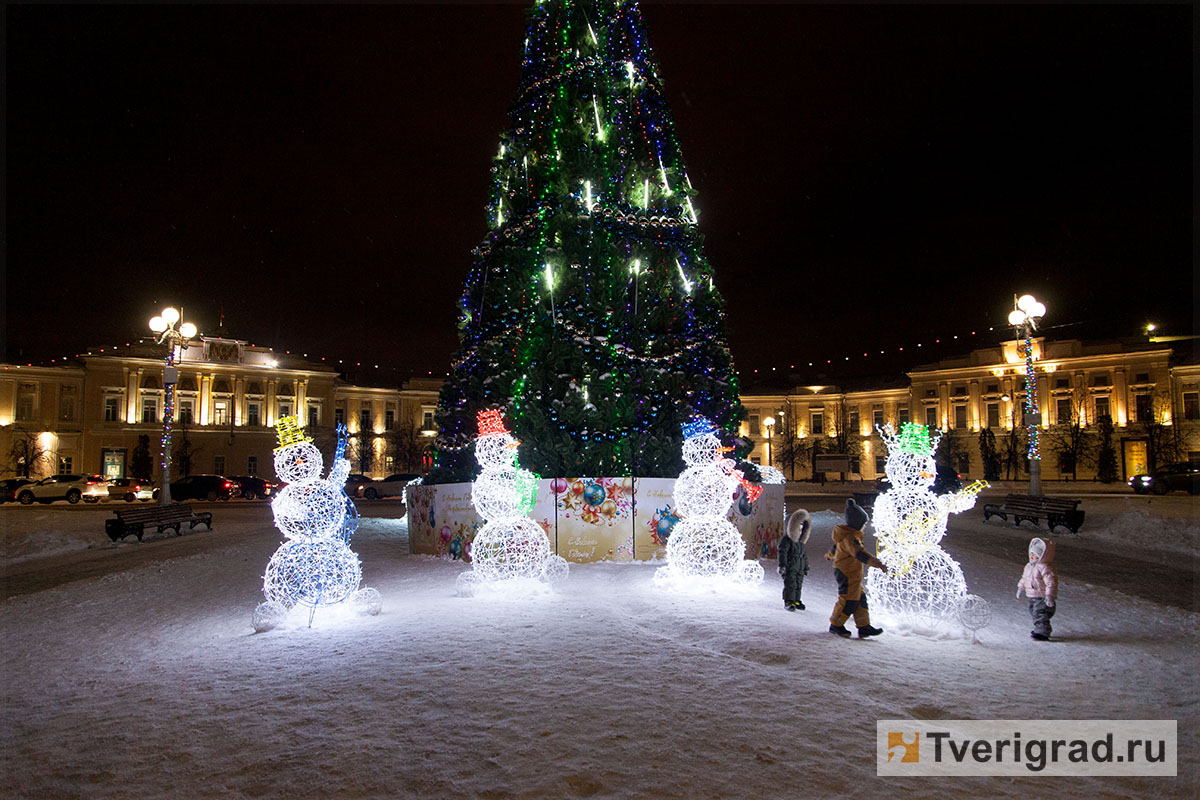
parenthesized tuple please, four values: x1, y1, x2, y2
(5, 2, 1193, 387)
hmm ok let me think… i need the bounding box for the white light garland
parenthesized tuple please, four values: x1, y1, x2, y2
(458, 410, 568, 595)
(957, 594, 992, 642)
(866, 423, 985, 627)
(655, 418, 764, 590)
(253, 419, 379, 630)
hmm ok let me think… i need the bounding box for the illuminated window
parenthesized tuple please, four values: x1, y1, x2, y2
(213, 401, 229, 426)
(104, 396, 121, 422)
(178, 399, 194, 425)
(247, 402, 261, 426)
(58, 457, 72, 475)
(810, 411, 823, 436)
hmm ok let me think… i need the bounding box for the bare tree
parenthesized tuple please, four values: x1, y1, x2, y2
(130, 435, 154, 481)
(172, 415, 199, 478)
(1041, 388, 1094, 481)
(1136, 387, 1188, 471)
(936, 428, 972, 476)
(772, 415, 806, 481)
(386, 420, 430, 474)
(826, 398, 863, 479)
(6, 426, 52, 478)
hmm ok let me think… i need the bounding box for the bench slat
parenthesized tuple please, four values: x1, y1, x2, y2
(106, 503, 213, 542)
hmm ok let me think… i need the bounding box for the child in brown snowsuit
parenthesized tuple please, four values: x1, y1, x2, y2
(826, 498, 888, 638)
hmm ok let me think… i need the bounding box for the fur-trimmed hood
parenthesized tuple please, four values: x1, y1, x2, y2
(786, 509, 811, 543)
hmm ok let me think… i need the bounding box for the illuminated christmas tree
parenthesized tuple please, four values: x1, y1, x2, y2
(429, 0, 744, 483)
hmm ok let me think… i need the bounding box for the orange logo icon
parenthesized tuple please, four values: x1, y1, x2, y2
(887, 732, 920, 763)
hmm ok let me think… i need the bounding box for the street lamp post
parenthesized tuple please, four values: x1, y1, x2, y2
(763, 416, 775, 470)
(1008, 294, 1046, 496)
(149, 307, 197, 505)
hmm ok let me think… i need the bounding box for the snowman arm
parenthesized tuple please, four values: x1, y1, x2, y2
(327, 457, 350, 488)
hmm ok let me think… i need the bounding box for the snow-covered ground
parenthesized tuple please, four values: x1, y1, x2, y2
(2, 491, 1197, 798)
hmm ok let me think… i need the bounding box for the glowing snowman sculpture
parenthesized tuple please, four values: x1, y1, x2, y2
(252, 417, 379, 631)
(654, 417, 764, 589)
(456, 409, 568, 597)
(866, 423, 985, 626)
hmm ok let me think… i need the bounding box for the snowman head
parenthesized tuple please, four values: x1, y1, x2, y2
(880, 422, 941, 490)
(681, 417, 723, 467)
(274, 416, 323, 483)
(475, 409, 520, 471)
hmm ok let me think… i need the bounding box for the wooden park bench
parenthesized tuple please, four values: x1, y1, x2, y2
(982, 493, 1085, 534)
(105, 503, 214, 542)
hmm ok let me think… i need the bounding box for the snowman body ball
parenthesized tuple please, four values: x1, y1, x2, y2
(654, 417, 764, 588)
(456, 409, 568, 596)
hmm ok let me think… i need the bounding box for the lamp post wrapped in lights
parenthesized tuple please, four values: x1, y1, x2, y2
(149, 308, 197, 504)
(1007, 294, 1046, 496)
(763, 416, 775, 469)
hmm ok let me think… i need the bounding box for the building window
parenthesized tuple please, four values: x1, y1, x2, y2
(278, 402, 292, 419)
(952, 385, 967, 397)
(142, 397, 158, 424)
(384, 455, 395, 474)
(748, 413, 759, 432)
(59, 390, 76, 421)
(214, 456, 226, 475)
(986, 383, 999, 394)
(898, 407, 910, 426)
(16, 393, 35, 421)
(849, 457, 860, 474)
(308, 404, 319, 428)
(1094, 395, 1110, 421)
(1056, 397, 1073, 425)
(848, 409, 859, 434)
(247, 456, 258, 476)
(986, 402, 1000, 429)
(1183, 392, 1199, 421)
(953, 404, 967, 429)
(58, 457, 72, 474)
(1134, 373, 1150, 385)
(875, 455, 886, 474)
(1055, 378, 1070, 389)
(810, 411, 823, 436)
(335, 407, 345, 425)
(872, 409, 884, 429)
(385, 409, 395, 431)
(925, 405, 938, 429)
(178, 399, 195, 425)
(247, 402, 261, 427)
(1091, 374, 1111, 387)
(1135, 394, 1152, 423)
(104, 396, 121, 422)
(422, 410, 435, 431)
(213, 400, 229, 426)
(360, 408, 372, 433)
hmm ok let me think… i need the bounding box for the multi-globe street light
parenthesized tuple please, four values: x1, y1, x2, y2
(1008, 294, 1046, 496)
(148, 307, 197, 505)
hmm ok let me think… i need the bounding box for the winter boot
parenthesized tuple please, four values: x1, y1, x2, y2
(795, 601, 806, 611)
(857, 625, 884, 638)
(829, 624, 852, 638)
(1031, 632, 1049, 641)
(786, 603, 797, 612)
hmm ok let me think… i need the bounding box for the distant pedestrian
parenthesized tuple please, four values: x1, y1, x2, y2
(826, 498, 887, 638)
(1016, 537, 1058, 640)
(778, 509, 811, 610)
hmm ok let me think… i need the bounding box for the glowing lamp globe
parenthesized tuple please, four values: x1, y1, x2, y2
(1008, 309, 1027, 326)
(179, 322, 197, 338)
(161, 307, 180, 325)
(149, 316, 167, 333)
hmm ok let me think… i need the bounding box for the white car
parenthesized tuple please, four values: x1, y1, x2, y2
(16, 474, 110, 504)
(360, 473, 420, 500)
(106, 478, 156, 502)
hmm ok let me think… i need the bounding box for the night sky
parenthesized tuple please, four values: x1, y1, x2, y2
(5, 2, 1192, 387)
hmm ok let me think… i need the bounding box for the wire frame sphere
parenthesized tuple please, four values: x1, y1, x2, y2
(470, 518, 553, 582)
(674, 464, 737, 518)
(351, 587, 383, 616)
(958, 593, 992, 633)
(474, 434, 519, 471)
(867, 546, 967, 626)
(664, 517, 746, 578)
(263, 538, 362, 609)
(274, 441, 324, 484)
(473, 469, 526, 519)
(273, 481, 347, 540)
(872, 488, 949, 552)
(456, 570, 481, 598)
(252, 600, 289, 632)
(540, 554, 570, 586)
(681, 432, 724, 467)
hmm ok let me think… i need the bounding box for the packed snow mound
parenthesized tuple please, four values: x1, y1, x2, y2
(1083, 508, 1200, 556)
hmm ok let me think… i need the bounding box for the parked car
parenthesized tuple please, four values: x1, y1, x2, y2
(16, 474, 109, 505)
(876, 464, 963, 496)
(360, 473, 420, 500)
(1129, 462, 1200, 495)
(231, 475, 276, 500)
(344, 474, 373, 498)
(169, 474, 237, 502)
(107, 477, 155, 502)
(1, 478, 36, 503)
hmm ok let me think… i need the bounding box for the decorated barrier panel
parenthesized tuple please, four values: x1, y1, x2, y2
(407, 479, 784, 564)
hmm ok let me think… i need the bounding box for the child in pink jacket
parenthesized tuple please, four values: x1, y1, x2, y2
(1016, 537, 1058, 640)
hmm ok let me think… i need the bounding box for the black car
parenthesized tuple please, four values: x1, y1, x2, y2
(231, 475, 276, 501)
(169, 474, 236, 502)
(876, 464, 964, 496)
(1129, 462, 1200, 495)
(0, 478, 35, 503)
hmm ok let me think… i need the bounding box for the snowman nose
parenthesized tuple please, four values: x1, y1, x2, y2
(505, 440, 520, 449)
